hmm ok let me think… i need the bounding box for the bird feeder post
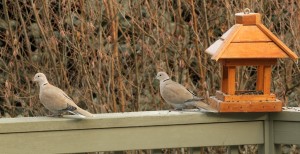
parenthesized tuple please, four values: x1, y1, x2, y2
(221, 66, 236, 95)
(221, 65, 229, 94)
(263, 65, 272, 95)
(256, 65, 264, 91)
(205, 9, 298, 112)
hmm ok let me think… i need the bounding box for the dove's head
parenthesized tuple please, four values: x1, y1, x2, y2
(33, 73, 49, 86)
(156, 72, 170, 81)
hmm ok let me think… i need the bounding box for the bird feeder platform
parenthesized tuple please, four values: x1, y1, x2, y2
(205, 9, 298, 112)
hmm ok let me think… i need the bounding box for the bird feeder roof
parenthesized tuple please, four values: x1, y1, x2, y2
(205, 12, 298, 61)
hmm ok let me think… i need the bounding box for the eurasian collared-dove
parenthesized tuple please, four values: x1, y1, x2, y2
(33, 73, 94, 117)
(156, 72, 216, 112)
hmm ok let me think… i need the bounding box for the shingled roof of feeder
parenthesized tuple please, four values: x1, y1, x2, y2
(205, 12, 298, 61)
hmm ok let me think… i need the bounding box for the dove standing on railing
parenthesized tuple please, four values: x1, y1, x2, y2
(156, 72, 216, 112)
(33, 73, 94, 117)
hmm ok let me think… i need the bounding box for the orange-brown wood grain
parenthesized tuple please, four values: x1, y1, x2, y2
(223, 95, 276, 102)
(235, 13, 261, 25)
(221, 66, 228, 94)
(257, 24, 298, 60)
(205, 11, 298, 113)
(256, 65, 264, 91)
(219, 101, 282, 112)
(221, 59, 277, 66)
(208, 97, 282, 112)
(221, 43, 288, 59)
(232, 26, 271, 42)
(227, 66, 236, 95)
(215, 91, 276, 102)
(211, 25, 243, 60)
(263, 66, 272, 95)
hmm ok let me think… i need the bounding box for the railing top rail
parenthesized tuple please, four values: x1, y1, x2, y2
(0, 110, 267, 134)
(271, 107, 300, 121)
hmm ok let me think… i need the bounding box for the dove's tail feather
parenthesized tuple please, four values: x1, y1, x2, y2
(73, 108, 94, 117)
(185, 101, 218, 112)
(194, 101, 218, 112)
(186, 96, 204, 102)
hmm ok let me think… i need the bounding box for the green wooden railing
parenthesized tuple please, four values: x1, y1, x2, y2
(0, 110, 300, 153)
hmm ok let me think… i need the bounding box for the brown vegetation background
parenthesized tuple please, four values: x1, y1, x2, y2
(0, 0, 299, 118)
(0, 0, 300, 153)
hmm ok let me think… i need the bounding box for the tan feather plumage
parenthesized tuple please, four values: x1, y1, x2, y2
(33, 73, 94, 117)
(156, 72, 217, 112)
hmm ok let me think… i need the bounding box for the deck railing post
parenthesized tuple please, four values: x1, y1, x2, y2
(228, 145, 239, 154)
(258, 113, 282, 154)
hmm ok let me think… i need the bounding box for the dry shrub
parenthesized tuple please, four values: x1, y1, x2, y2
(0, 1, 299, 153)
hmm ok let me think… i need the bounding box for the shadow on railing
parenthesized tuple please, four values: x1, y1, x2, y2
(0, 109, 300, 153)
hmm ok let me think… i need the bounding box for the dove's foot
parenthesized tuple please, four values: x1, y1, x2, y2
(47, 114, 63, 117)
(168, 108, 183, 112)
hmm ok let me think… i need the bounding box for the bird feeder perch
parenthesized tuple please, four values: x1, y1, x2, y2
(205, 9, 298, 112)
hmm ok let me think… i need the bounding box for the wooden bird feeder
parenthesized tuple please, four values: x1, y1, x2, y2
(205, 9, 298, 112)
